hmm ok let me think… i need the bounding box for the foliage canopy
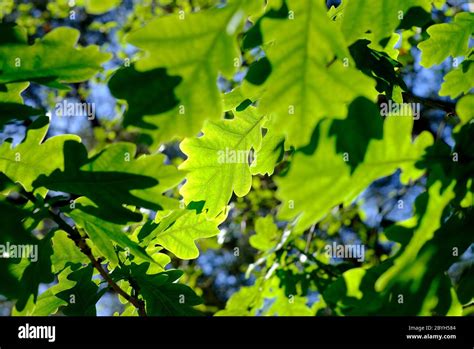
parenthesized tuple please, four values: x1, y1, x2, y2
(0, 0, 472, 317)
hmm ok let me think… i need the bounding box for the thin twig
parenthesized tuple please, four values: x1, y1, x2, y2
(304, 224, 316, 254)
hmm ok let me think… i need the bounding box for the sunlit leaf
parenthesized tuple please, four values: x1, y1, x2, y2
(180, 107, 265, 216)
(418, 12, 474, 68)
(0, 26, 111, 87)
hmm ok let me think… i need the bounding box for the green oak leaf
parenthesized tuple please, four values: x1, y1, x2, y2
(277, 98, 433, 231)
(323, 267, 373, 315)
(456, 94, 474, 126)
(0, 201, 35, 300)
(222, 87, 252, 111)
(349, 39, 408, 100)
(128, 264, 202, 316)
(0, 26, 111, 87)
(439, 60, 474, 99)
(250, 128, 284, 176)
(51, 230, 89, 273)
(421, 122, 474, 209)
(376, 184, 469, 315)
(454, 261, 474, 305)
(341, 0, 432, 46)
(0, 103, 43, 128)
(418, 12, 474, 68)
(130, 228, 173, 272)
(148, 209, 225, 260)
(0, 115, 81, 194)
(375, 181, 455, 291)
(15, 234, 55, 312)
(126, 0, 261, 141)
(67, 198, 156, 266)
(246, 0, 377, 147)
(34, 141, 183, 223)
(83, 0, 121, 15)
(0, 82, 44, 127)
(217, 277, 313, 316)
(249, 215, 280, 251)
(56, 265, 105, 316)
(323, 188, 470, 316)
(108, 65, 181, 128)
(0, 82, 28, 103)
(179, 107, 265, 217)
(13, 266, 77, 316)
(215, 284, 263, 316)
(267, 291, 313, 316)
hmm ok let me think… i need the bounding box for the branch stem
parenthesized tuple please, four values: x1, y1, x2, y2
(20, 189, 147, 316)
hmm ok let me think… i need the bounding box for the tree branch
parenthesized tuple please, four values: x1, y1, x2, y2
(402, 91, 456, 114)
(20, 190, 147, 317)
